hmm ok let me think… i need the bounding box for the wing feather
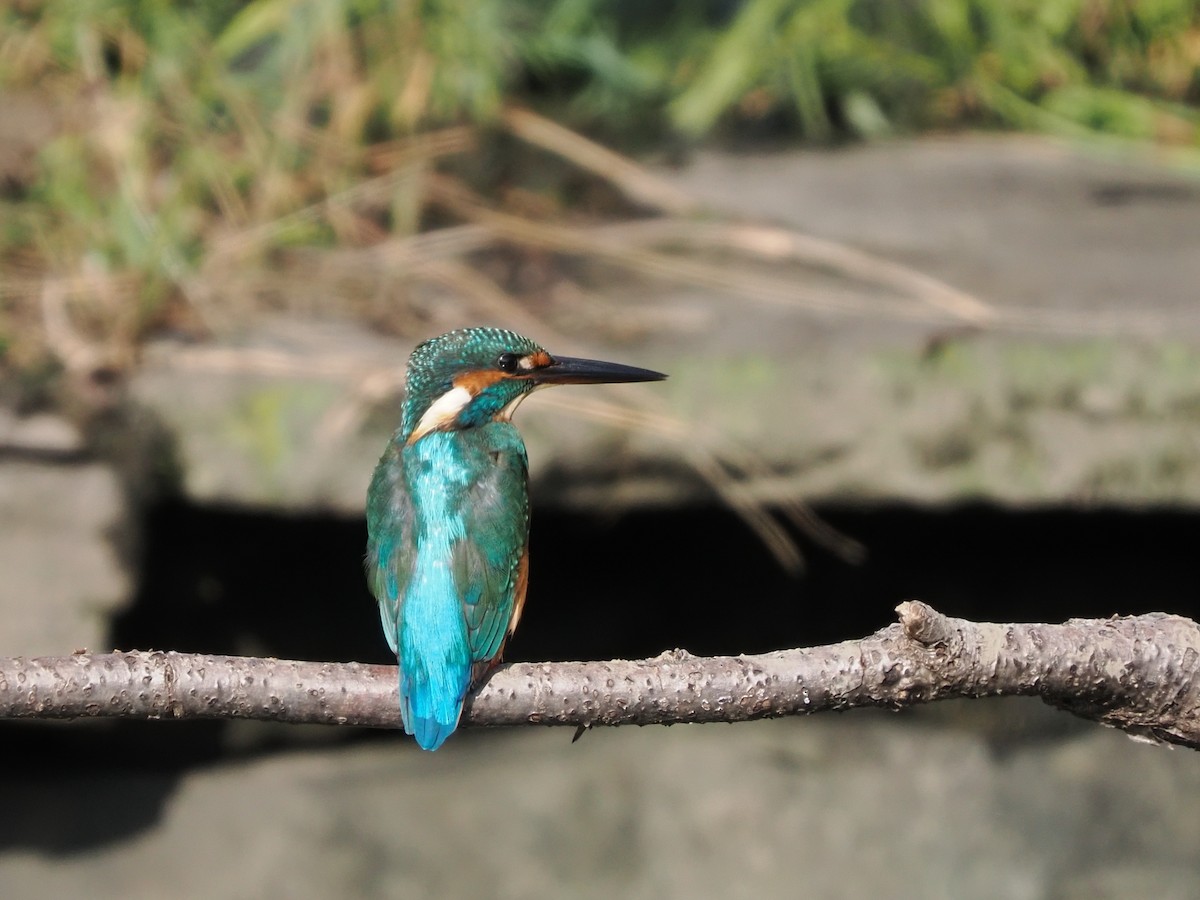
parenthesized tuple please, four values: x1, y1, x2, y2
(365, 423, 529, 749)
(365, 437, 417, 655)
(452, 424, 529, 668)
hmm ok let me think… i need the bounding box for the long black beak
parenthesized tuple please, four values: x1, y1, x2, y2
(535, 355, 667, 385)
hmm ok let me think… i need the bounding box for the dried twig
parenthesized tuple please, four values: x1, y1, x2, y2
(4, 602, 1198, 749)
(501, 106, 701, 216)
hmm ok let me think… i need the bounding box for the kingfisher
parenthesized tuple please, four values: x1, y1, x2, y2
(366, 327, 666, 750)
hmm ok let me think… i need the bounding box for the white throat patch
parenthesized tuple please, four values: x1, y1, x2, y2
(409, 385, 472, 443)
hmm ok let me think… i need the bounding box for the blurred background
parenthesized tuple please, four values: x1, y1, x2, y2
(3, 1, 1200, 897)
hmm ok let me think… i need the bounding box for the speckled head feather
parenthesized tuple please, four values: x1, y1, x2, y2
(400, 327, 543, 442)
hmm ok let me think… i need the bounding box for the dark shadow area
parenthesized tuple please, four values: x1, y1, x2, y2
(3, 500, 1198, 853)
(107, 500, 1200, 670)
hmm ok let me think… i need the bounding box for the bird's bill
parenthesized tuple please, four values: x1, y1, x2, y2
(535, 355, 667, 385)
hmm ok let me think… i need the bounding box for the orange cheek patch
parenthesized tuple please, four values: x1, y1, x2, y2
(453, 369, 508, 393)
(523, 350, 553, 370)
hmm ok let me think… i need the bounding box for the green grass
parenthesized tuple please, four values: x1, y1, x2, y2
(1, 0, 1198, 366)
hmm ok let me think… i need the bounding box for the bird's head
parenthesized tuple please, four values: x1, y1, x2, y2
(400, 327, 666, 444)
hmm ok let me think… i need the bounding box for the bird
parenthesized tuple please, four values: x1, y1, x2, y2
(365, 327, 666, 750)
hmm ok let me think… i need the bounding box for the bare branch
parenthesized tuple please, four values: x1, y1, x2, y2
(2, 603, 1198, 748)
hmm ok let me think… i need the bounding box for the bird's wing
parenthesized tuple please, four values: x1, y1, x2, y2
(365, 438, 417, 656)
(451, 424, 530, 666)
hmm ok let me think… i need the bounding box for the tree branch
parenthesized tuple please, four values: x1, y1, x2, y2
(2, 602, 1199, 748)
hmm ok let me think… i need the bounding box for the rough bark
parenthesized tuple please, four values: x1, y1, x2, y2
(2, 602, 1198, 748)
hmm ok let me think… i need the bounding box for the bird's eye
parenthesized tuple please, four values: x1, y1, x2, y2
(496, 353, 520, 373)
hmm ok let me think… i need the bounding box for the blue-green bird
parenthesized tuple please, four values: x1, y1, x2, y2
(366, 327, 666, 750)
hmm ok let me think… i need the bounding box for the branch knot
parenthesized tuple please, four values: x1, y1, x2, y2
(896, 600, 956, 647)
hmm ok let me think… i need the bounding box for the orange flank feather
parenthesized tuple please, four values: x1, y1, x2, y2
(509, 546, 530, 636)
(469, 546, 529, 685)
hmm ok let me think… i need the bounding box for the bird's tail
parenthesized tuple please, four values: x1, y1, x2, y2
(398, 635, 471, 751)
(399, 671, 468, 751)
